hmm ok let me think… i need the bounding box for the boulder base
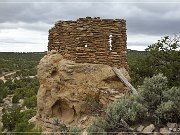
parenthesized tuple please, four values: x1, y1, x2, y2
(36, 51, 129, 131)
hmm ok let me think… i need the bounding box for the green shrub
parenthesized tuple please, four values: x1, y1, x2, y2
(88, 74, 180, 132)
(155, 87, 180, 123)
(21, 109, 36, 122)
(52, 119, 68, 132)
(0, 87, 8, 103)
(87, 95, 146, 133)
(2, 107, 22, 131)
(69, 126, 82, 135)
(14, 122, 33, 134)
(128, 35, 180, 87)
(155, 101, 178, 122)
(83, 94, 101, 113)
(105, 96, 146, 132)
(14, 122, 41, 135)
(12, 93, 19, 103)
(30, 127, 42, 135)
(23, 95, 37, 108)
(136, 74, 180, 123)
(87, 118, 107, 135)
(2, 107, 36, 132)
(0, 79, 4, 86)
(137, 73, 168, 112)
(163, 87, 180, 104)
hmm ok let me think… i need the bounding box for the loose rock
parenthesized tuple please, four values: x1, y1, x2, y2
(160, 127, 170, 135)
(142, 124, 155, 133)
(136, 125, 145, 132)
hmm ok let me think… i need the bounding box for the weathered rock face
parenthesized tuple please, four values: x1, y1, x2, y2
(36, 50, 129, 131)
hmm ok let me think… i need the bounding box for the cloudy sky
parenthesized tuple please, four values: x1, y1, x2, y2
(0, 0, 180, 52)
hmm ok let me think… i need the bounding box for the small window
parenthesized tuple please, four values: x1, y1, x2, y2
(85, 44, 88, 48)
(109, 34, 112, 51)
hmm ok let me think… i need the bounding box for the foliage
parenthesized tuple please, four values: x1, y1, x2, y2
(128, 35, 180, 87)
(155, 101, 177, 123)
(14, 122, 41, 135)
(14, 122, 34, 134)
(11, 77, 39, 108)
(88, 74, 180, 133)
(0, 87, 8, 103)
(137, 74, 168, 112)
(87, 118, 107, 135)
(12, 93, 19, 103)
(0, 52, 44, 76)
(87, 95, 146, 133)
(23, 95, 37, 108)
(136, 74, 180, 123)
(52, 119, 82, 134)
(127, 54, 153, 87)
(2, 107, 22, 131)
(69, 126, 82, 135)
(104, 96, 146, 132)
(163, 87, 180, 104)
(155, 87, 180, 122)
(2, 107, 35, 131)
(83, 94, 102, 113)
(21, 109, 36, 122)
(52, 119, 68, 133)
(1, 77, 39, 104)
(0, 52, 43, 133)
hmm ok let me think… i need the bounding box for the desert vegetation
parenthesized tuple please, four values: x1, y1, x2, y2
(0, 35, 179, 134)
(87, 35, 180, 134)
(0, 52, 44, 133)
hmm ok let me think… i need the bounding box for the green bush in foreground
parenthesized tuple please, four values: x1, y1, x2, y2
(156, 87, 180, 123)
(69, 126, 82, 135)
(105, 96, 146, 132)
(14, 122, 41, 135)
(87, 118, 107, 135)
(23, 95, 37, 108)
(2, 107, 36, 131)
(12, 93, 19, 103)
(2, 107, 22, 131)
(87, 74, 180, 133)
(136, 73, 168, 112)
(14, 122, 34, 134)
(137, 74, 180, 123)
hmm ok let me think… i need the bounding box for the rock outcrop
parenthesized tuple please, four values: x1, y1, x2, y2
(36, 50, 130, 132)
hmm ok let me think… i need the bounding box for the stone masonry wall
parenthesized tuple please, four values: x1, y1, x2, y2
(48, 17, 127, 69)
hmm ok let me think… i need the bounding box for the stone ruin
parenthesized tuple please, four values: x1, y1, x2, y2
(37, 17, 130, 131)
(48, 17, 127, 69)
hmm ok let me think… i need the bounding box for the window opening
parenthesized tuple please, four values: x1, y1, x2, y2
(109, 34, 112, 51)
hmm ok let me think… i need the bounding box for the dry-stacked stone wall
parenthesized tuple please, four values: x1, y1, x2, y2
(48, 17, 127, 69)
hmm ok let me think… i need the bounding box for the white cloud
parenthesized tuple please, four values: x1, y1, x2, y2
(0, 21, 51, 31)
(127, 34, 161, 50)
(0, 28, 47, 52)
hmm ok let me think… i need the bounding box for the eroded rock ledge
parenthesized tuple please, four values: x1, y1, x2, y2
(36, 50, 129, 132)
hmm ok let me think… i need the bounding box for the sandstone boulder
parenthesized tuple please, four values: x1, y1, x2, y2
(136, 125, 145, 132)
(160, 127, 170, 135)
(142, 124, 155, 133)
(28, 116, 37, 124)
(167, 122, 178, 130)
(36, 51, 129, 131)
